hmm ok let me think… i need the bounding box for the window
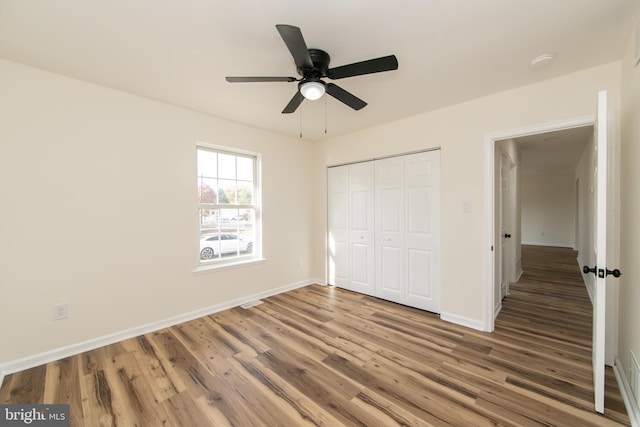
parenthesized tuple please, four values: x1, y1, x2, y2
(197, 144, 260, 266)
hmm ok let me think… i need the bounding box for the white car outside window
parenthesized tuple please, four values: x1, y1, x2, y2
(199, 233, 252, 260)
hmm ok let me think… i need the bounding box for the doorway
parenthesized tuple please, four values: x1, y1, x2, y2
(487, 117, 620, 364)
(484, 116, 596, 332)
(486, 93, 620, 413)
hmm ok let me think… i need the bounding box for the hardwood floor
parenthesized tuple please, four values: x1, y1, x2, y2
(0, 245, 630, 426)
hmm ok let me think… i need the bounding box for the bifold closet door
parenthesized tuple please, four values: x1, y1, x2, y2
(375, 151, 441, 313)
(327, 161, 375, 296)
(328, 151, 440, 312)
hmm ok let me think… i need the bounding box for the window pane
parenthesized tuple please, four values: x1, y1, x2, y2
(199, 231, 222, 260)
(218, 153, 236, 179)
(199, 208, 255, 260)
(199, 208, 220, 233)
(218, 179, 237, 205)
(197, 178, 217, 204)
(219, 207, 237, 220)
(237, 156, 254, 181)
(239, 210, 255, 255)
(237, 181, 253, 204)
(197, 150, 217, 178)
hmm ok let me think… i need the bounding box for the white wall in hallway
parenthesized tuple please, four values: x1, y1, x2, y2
(521, 172, 576, 247)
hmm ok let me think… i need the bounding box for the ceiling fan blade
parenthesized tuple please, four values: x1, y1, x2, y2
(327, 55, 398, 80)
(326, 83, 367, 110)
(226, 76, 297, 83)
(276, 24, 313, 70)
(282, 91, 304, 114)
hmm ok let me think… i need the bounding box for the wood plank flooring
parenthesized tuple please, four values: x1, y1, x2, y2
(0, 245, 630, 426)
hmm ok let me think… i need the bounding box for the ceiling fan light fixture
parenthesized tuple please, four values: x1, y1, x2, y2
(300, 80, 326, 100)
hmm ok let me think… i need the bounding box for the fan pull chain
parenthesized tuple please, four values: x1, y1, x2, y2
(299, 104, 303, 138)
(324, 95, 327, 134)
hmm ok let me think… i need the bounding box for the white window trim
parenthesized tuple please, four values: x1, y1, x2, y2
(192, 257, 267, 275)
(194, 141, 263, 272)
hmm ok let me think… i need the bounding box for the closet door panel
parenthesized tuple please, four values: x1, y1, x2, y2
(348, 161, 375, 296)
(327, 166, 349, 288)
(375, 157, 404, 303)
(408, 249, 433, 297)
(381, 188, 401, 232)
(351, 243, 371, 285)
(405, 151, 440, 312)
(381, 246, 402, 295)
(407, 187, 430, 233)
(331, 241, 348, 287)
(350, 190, 369, 229)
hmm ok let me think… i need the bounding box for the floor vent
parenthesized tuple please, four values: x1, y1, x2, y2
(240, 300, 263, 309)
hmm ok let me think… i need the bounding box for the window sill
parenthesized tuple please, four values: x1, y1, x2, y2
(192, 257, 266, 275)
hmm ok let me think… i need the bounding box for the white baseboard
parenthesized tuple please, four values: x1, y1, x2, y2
(440, 311, 486, 332)
(614, 358, 640, 427)
(576, 252, 584, 268)
(494, 302, 502, 320)
(514, 268, 523, 283)
(0, 279, 316, 385)
(521, 241, 574, 248)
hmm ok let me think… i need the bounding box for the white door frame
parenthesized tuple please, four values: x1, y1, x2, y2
(484, 115, 595, 332)
(499, 152, 513, 301)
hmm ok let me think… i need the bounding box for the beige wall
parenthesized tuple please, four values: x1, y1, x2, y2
(618, 21, 640, 394)
(0, 59, 314, 365)
(312, 62, 621, 329)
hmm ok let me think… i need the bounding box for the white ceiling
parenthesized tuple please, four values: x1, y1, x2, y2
(0, 0, 638, 141)
(515, 126, 593, 176)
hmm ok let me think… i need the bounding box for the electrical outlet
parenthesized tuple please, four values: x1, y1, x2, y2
(53, 303, 68, 321)
(297, 258, 302, 267)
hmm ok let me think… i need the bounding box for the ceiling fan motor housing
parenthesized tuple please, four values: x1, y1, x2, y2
(301, 49, 331, 78)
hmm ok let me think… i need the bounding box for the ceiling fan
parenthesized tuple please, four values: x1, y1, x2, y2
(226, 25, 398, 114)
